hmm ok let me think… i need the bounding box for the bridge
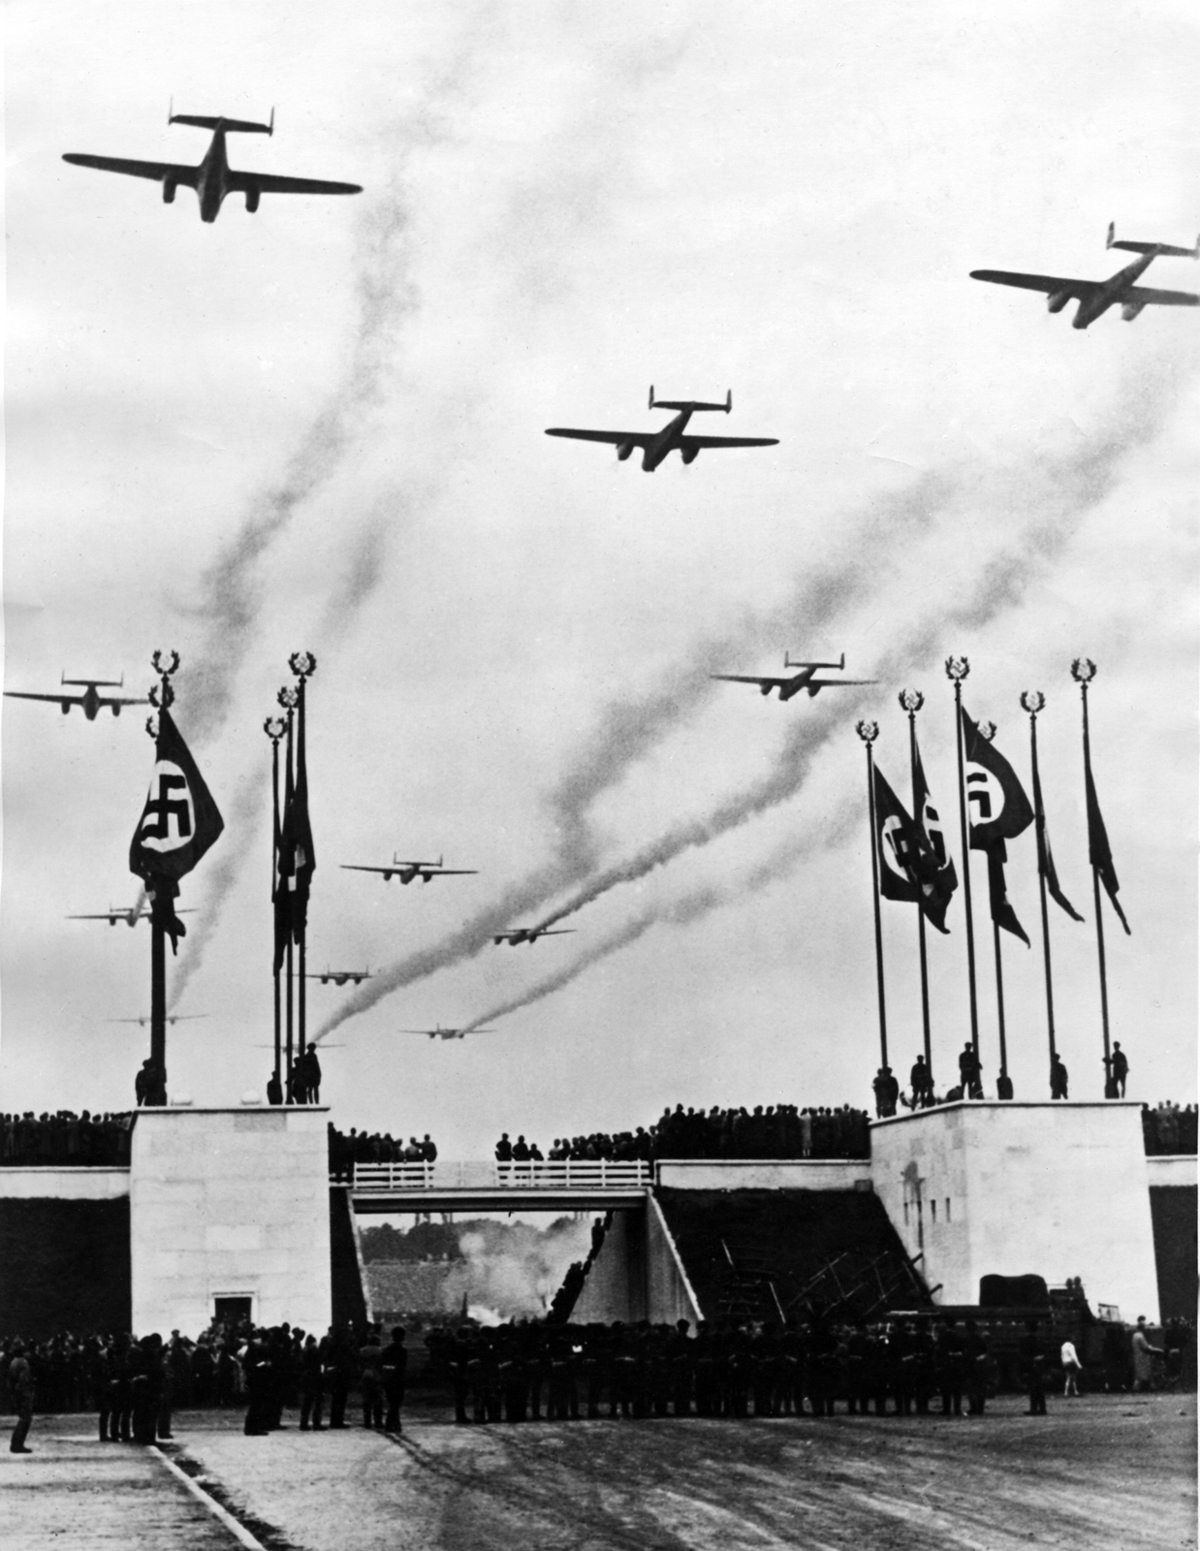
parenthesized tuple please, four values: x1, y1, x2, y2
(345, 1159, 653, 1213)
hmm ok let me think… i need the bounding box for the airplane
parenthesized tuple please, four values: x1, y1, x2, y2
(398, 1025, 497, 1041)
(493, 927, 576, 946)
(305, 967, 372, 987)
(68, 903, 196, 927)
(62, 107, 362, 225)
(107, 1014, 209, 1028)
(5, 674, 149, 721)
(711, 653, 878, 701)
(340, 854, 478, 885)
(971, 222, 1200, 329)
(545, 388, 779, 472)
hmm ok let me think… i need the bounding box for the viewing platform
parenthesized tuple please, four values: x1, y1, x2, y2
(347, 1159, 653, 1212)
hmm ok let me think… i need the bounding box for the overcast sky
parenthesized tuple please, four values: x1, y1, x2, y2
(3, 0, 1197, 1154)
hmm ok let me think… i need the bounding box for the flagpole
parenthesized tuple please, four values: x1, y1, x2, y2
(278, 690, 298, 1103)
(264, 717, 287, 1101)
(899, 689, 933, 1088)
(945, 657, 981, 1075)
(1022, 690, 1057, 1094)
(1072, 657, 1113, 1097)
(146, 650, 179, 1107)
(856, 720, 889, 1075)
(974, 721, 1014, 1099)
(289, 651, 317, 1085)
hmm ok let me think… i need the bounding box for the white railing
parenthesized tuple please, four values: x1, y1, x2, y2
(349, 1159, 652, 1192)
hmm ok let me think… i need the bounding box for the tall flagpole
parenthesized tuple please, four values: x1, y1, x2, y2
(264, 716, 287, 1102)
(976, 721, 1012, 1098)
(1021, 690, 1057, 1094)
(146, 649, 180, 1107)
(1072, 657, 1113, 1096)
(856, 719, 889, 1074)
(278, 686, 298, 1103)
(899, 689, 932, 1087)
(289, 652, 317, 1076)
(945, 657, 980, 1073)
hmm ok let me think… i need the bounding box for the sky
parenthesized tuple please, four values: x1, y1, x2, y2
(3, 0, 1197, 1156)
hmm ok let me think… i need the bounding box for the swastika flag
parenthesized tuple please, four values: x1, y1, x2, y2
(961, 706, 1034, 850)
(130, 706, 224, 886)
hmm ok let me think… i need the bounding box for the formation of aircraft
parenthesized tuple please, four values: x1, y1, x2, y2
(5, 674, 149, 721)
(545, 388, 779, 472)
(493, 927, 575, 946)
(68, 903, 196, 927)
(971, 223, 1199, 329)
(306, 967, 372, 986)
(341, 854, 477, 885)
(107, 1014, 208, 1028)
(62, 108, 362, 225)
(711, 653, 878, 702)
(399, 1025, 496, 1041)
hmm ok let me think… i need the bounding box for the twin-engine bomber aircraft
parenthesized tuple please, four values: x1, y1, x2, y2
(69, 903, 196, 927)
(711, 653, 878, 701)
(341, 854, 477, 885)
(971, 223, 1199, 329)
(493, 927, 576, 946)
(545, 388, 779, 472)
(306, 967, 372, 987)
(5, 674, 149, 721)
(400, 1025, 497, 1041)
(62, 108, 362, 225)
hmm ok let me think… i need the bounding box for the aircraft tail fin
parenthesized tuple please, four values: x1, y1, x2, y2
(170, 111, 274, 135)
(650, 389, 733, 413)
(1108, 222, 1199, 259)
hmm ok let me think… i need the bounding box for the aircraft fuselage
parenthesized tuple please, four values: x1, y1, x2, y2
(194, 130, 231, 224)
(1068, 250, 1157, 329)
(640, 408, 695, 471)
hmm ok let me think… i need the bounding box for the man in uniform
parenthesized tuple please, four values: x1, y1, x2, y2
(1020, 1319, 1048, 1415)
(359, 1324, 384, 1428)
(1111, 1042, 1129, 1098)
(1050, 1054, 1069, 1100)
(964, 1319, 990, 1415)
(958, 1043, 983, 1100)
(910, 1055, 934, 1109)
(7, 1340, 34, 1453)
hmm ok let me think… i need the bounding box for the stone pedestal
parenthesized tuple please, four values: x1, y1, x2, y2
(130, 1106, 331, 1337)
(870, 1101, 1160, 1323)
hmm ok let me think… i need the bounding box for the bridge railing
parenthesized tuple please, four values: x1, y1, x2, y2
(349, 1159, 652, 1192)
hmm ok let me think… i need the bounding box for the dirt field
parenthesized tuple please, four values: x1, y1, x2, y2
(11, 1392, 1180, 1551)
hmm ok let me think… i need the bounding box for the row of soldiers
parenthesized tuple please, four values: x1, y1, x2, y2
(424, 1317, 998, 1422)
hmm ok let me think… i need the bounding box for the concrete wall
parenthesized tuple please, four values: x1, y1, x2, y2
(645, 1195, 703, 1325)
(870, 1101, 1160, 1323)
(130, 1106, 331, 1337)
(0, 1168, 129, 1200)
(569, 1200, 704, 1326)
(658, 1160, 871, 1191)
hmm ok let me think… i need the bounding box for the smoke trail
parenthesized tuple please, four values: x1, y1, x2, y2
(525, 358, 1185, 933)
(458, 806, 859, 1034)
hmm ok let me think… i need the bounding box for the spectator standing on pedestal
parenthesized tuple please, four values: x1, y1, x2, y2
(1111, 1043, 1129, 1098)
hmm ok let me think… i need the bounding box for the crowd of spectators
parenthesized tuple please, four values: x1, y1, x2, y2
(327, 1125, 439, 1181)
(1142, 1103, 1198, 1157)
(494, 1104, 871, 1165)
(1, 1112, 133, 1168)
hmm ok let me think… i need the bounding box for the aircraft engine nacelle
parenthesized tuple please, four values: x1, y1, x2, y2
(1046, 289, 1071, 314)
(1121, 300, 1146, 322)
(617, 441, 635, 461)
(681, 447, 699, 466)
(112, 704, 121, 717)
(61, 701, 72, 715)
(245, 187, 261, 214)
(162, 181, 176, 204)
(381, 872, 393, 883)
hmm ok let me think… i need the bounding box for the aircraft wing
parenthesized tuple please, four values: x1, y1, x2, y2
(5, 691, 80, 704)
(340, 864, 392, 873)
(226, 170, 362, 197)
(807, 679, 878, 689)
(62, 154, 200, 186)
(423, 869, 477, 876)
(98, 694, 151, 707)
(710, 674, 789, 691)
(679, 435, 780, 450)
(544, 429, 653, 446)
(1123, 284, 1200, 308)
(969, 269, 1096, 297)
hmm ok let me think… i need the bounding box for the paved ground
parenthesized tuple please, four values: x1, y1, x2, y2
(4, 1395, 1195, 1551)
